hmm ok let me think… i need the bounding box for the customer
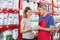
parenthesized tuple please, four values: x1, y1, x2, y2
(34, 4, 55, 40)
(20, 7, 34, 40)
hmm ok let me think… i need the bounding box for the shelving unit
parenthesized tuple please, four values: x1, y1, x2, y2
(20, 0, 60, 40)
(20, 0, 54, 40)
(0, 0, 20, 40)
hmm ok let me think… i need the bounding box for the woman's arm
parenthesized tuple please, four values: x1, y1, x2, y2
(20, 22, 32, 33)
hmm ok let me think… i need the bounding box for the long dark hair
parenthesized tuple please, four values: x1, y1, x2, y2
(23, 7, 31, 18)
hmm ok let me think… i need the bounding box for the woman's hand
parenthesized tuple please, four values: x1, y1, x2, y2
(33, 26, 40, 31)
(27, 27, 32, 31)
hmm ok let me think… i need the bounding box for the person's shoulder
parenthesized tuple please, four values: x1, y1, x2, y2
(47, 14, 53, 18)
(21, 18, 27, 23)
(22, 18, 26, 20)
(39, 16, 42, 18)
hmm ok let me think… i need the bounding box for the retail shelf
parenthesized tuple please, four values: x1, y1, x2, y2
(33, 11, 52, 14)
(0, 8, 19, 13)
(55, 20, 60, 23)
(54, 14, 60, 15)
(0, 25, 18, 31)
(40, 2, 60, 8)
(54, 5, 60, 8)
(39, 1, 60, 9)
(40, 1, 52, 5)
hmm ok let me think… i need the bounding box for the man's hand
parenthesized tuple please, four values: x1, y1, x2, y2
(50, 26, 59, 32)
(27, 27, 32, 31)
(50, 26, 55, 32)
(54, 27, 59, 32)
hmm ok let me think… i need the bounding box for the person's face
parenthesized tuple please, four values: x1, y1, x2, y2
(40, 8, 46, 16)
(26, 10, 32, 17)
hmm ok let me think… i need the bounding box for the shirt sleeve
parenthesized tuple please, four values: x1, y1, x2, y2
(49, 16, 54, 26)
(21, 18, 26, 23)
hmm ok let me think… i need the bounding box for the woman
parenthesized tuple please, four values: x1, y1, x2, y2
(20, 7, 34, 40)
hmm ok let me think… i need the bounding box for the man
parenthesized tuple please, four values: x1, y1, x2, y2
(34, 4, 55, 40)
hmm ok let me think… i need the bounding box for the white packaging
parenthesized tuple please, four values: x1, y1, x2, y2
(13, 0, 19, 9)
(0, 0, 4, 8)
(3, 30, 12, 40)
(55, 22, 60, 27)
(26, 2, 30, 8)
(20, 10, 23, 16)
(8, 13, 14, 25)
(23, 1, 30, 9)
(29, 2, 34, 11)
(7, 0, 14, 9)
(0, 4, 1, 9)
(23, 1, 27, 9)
(35, 0, 40, 3)
(13, 14, 19, 24)
(54, 32, 59, 40)
(1, 0, 8, 8)
(54, 7, 57, 12)
(0, 13, 4, 25)
(0, 0, 4, 4)
(3, 13, 8, 25)
(31, 14, 39, 29)
(12, 29, 18, 39)
(33, 2, 38, 11)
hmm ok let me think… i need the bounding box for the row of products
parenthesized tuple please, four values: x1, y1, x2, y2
(54, 15, 60, 20)
(54, 0, 60, 6)
(0, 13, 19, 25)
(54, 32, 59, 40)
(54, 13, 60, 40)
(41, 0, 52, 3)
(0, 0, 19, 9)
(23, 0, 40, 3)
(22, 0, 53, 13)
(54, 7, 60, 13)
(0, 29, 18, 40)
(22, 1, 38, 11)
(53, 1, 60, 39)
(54, 22, 60, 40)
